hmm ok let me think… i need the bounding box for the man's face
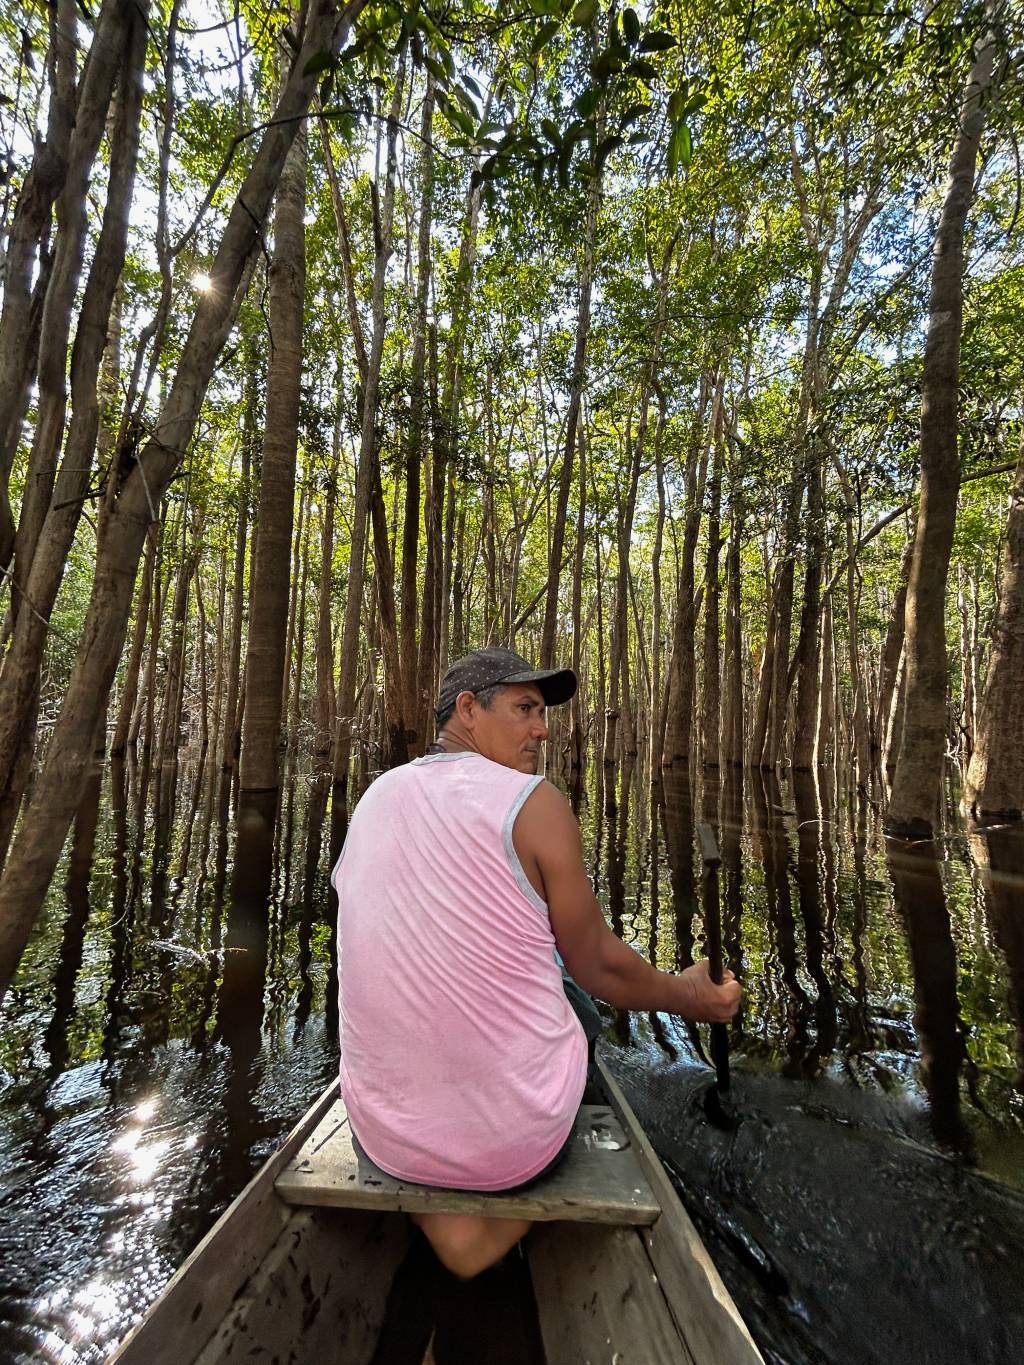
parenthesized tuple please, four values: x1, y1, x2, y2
(466, 683, 549, 774)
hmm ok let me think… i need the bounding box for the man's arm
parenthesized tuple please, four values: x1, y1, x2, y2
(513, 781, 740, 1023)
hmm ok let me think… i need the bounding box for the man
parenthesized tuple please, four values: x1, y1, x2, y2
(333, 647, 741, 1280)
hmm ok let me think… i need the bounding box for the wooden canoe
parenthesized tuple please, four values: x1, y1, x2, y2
(110, 1054, 763, 1364)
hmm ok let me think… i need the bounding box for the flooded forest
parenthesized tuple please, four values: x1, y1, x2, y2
(1, 0, 1023, 1361)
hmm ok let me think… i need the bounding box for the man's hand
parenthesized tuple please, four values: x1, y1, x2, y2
(678, 960, 742, 1023)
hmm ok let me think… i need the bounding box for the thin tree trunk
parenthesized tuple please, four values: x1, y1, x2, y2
(112, 524, 156, 754)
(965, 440, 1024, 820)
(874, 534, 913, 762)
(540, 152, 600, 669)
(722, 469, 744, 767)
(335, 62, 406, 793)
(0, 1, 147, 807)
(0, 0, 77, 572)
(10, 0, 134, 596)
(281, 478, 310, 741)
(400, 79, 434, 754)
(817, 588, 836, 765)
(663, 381, 713, 764)
(222, 429, 252, 772)
(313, 445, 338, 776)
(702, 409, 723, 768)
(791, 451, 825, 768)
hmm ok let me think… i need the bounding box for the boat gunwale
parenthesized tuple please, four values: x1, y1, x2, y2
(594, 1053, 764, 1364)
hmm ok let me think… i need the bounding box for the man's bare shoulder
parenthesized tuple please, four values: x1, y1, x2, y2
(516, 779, 580, 852)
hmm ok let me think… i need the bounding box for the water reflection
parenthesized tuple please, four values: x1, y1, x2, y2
(886, 840, 974, 1156)
(1, 758, 1024, 1364)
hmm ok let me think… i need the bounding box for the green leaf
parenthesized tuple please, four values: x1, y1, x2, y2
(424, 55, 447, 85)
(667, 120, 691, 175)
(303, 50, 334, 77)
(620, 102, 650, 128)
(593, 50, 625, 80)
(531, 19, 561, 54)
(572, 0, 599, 26)
(454, 84, 480, 119)
(639, 30, 677, 51)
(436, 91, 474, 137)
(541, 117, 561, 146)
(595, 133, 624, 168)
(627, 58, 658, 82)
(680, 122, 693, 168)
(574, 86, 600, 117)
(622, 8, 641, 45)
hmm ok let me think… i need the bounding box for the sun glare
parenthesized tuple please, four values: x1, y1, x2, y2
(191, 272, 213, 293)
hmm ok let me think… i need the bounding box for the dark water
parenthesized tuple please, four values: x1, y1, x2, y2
(1, 754, 1023, 1363)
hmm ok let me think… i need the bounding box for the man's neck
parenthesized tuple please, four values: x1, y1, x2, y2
(430, 728, 474, 755)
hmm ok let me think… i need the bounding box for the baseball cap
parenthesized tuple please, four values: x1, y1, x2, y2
(436, 646, 577, 719)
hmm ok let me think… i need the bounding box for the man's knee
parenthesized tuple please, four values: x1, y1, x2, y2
(411, 1212, 531, 1280)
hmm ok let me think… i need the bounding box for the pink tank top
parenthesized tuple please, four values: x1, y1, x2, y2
(332, 751, 587, 1190)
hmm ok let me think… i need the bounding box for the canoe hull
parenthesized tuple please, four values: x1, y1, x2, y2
(111, 1058, 763, 1365)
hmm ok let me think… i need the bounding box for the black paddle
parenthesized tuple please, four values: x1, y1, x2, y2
(697, 822, 736, 1129)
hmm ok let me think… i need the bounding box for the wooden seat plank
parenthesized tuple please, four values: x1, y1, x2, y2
(275, 1102, 661, 1225)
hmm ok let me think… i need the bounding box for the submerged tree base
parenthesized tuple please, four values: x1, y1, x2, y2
(884, 815, 940, 842)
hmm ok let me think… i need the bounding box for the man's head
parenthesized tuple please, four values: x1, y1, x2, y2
(434, 647, 577, 774)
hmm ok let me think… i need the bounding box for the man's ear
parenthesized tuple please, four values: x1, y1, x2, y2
(454, 690, 476, 726)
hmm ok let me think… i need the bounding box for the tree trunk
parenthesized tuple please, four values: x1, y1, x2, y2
(887, 13, 997, 837)
(816, 588, 836, 765)
(239, 81, 307, 792)
(569, 416, 590, 807)
(646, 394, 668, 784)
(964, 442, 1024, 820)
(436, 144, 486, 678)
(112, 524, 156, 754)
(288, 486, 313, 754)
(281, 479, 309, 742)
